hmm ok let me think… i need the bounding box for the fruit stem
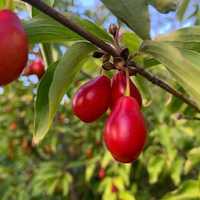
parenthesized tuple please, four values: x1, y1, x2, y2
(125, 68, 130, 96)
(5, 0, 13, 10)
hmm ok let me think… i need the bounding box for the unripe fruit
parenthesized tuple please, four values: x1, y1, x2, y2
(111, 71, 142, 109)
(104, 96, 147, 163)
(0, 10, 28, 85)
(23, 58, 45, 79)
(72, 75, 111, 123)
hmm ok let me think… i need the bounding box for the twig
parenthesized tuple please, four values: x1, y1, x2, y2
(21, 0, 118, 57)
(21, 0, 200, 112)
(176, 113, 200, 121)
(128, 61, 200, 112)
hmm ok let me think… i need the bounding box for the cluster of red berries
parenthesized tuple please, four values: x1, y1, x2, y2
(0, 9, 45, 86)
(72, 71, 147, 163)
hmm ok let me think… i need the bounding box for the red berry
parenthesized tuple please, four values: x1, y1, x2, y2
(24, 58, 45, 78)
(72, 75, 111, 123)
(9, 122, 17, 131)
(111, 71, 142, 109)
(98, 167, 106, 179)
(0, 10, 28, 85)
(103, 96, 147, 163)
(111, 184, 118, 193)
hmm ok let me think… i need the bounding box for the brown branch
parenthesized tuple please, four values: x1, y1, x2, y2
(176, 113, 200, 121)
(128, 61, 200, 112)
(21, 0, 200, 113)
(21, 0, 118, 57)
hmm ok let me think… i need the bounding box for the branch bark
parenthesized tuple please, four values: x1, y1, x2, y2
(21, 0, 200, 112)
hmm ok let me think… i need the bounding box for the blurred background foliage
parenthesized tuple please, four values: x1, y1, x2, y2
(0, 0, 200, 199)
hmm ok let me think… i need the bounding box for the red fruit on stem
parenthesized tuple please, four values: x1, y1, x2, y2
(0, 10, 28, 85)
(111, 71, 142, 109)
(98, 167, 106, 179)
(72, 75, 111, 123)
(103, 96, 147, 163)
(24, 59, 45, 78)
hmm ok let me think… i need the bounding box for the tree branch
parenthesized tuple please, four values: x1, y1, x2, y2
(21, 0, 200, 113)
(21, 0, 118, 56)
(128, 62, 200, 112)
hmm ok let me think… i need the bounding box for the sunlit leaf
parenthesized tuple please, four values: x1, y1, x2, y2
(24, 14, 111, 44)
(141, 41, 200, 109)
(34, 42, 95, 143)
(101, 0, 150, 39)
(162, 180, 200, 200)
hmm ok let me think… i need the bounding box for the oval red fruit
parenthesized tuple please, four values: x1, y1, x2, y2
(111, 71, 142, 109)
(0, 10, 28, 85)
(104, 96, 147, 163)
(72, 75, 111, 123)
(24, 58, 45, 79)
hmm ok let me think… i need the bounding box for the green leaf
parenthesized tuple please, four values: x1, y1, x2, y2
(85, 163, 96, 182)
(34, 42, 95, 143)
(101, 0, 150, 39)
(34, 62, 57, 144)
(162, 180, 200, 200)
(149, 0, 178, 14)
(49, 41, 95, 124)
(155, 26, 200, 52)
(24, 15, 111, 44)
(141, 41, 200, 109)
(119, 191, 136, 200)
(184, 147, 200, 174)
(121, 32, 142, 53)
(62, 173, 72, 196)
(147, 155, 165, 184)
(46, 179, 59, 195)
(177, 0, 190, 21)
(0, 0, 5, 8)
(170, 158, 184, 186)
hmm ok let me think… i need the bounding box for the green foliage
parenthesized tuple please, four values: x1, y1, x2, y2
(0, 80, 199, 200)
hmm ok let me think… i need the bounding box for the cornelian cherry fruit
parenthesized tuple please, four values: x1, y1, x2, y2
(23, 58, 45, 79)
(72, 75, 111, 123)
(111, 71, 142, 109)
(0, 10, 28, 85)
(103, 96, 147, 163)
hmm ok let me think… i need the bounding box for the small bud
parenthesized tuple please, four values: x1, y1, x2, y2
(102, 62, 115, 71)
(93, 51, 104, 58)
(102, 54, 111, 63)
(120, 48, 129, 60)
(113, 57, 126, 70)
(109, 24, 119, 37)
